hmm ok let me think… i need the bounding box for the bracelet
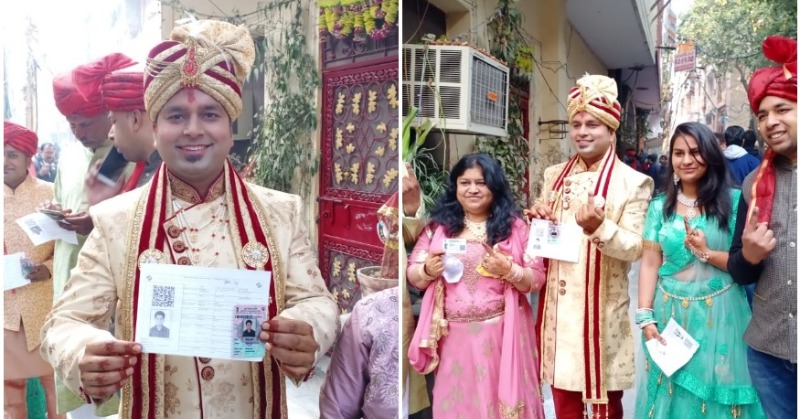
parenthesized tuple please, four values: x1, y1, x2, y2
(637, 319, 657, 330)
(695, 250, 709, 263)
(688, 245, 709, 263)
(417, 263, 435, 282)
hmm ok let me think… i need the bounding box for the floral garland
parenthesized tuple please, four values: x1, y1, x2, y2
(319, 0, 398, 41)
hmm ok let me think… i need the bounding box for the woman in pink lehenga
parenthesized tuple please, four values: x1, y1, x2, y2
(407, 153, 546, 419)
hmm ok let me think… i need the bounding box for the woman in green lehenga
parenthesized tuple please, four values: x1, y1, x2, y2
(635, 122, 765, 418)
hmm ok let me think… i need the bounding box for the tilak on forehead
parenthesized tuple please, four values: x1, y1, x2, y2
(143, 20, 256, 121)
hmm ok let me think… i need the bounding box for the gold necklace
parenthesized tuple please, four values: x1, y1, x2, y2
(463, 217, 487, 241)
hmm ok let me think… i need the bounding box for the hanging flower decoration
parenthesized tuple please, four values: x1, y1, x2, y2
(320, 0, 398, 42)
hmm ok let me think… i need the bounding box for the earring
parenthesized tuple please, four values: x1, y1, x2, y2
(673, 173, 679, 186)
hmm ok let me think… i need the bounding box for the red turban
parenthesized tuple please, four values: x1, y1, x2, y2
(4, 121, 39, 156)
(99, 71, 146, 112)
(53, 72, 105, 117)
(747, 36, 797, 113)
(73, 53, 140, 112)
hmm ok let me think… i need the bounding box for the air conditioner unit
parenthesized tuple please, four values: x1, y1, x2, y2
(402, 44, 510, 137)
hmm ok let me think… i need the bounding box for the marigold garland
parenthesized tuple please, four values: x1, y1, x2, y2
(319, 0, 398, 41)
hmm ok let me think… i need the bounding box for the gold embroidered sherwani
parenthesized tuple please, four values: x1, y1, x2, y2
(41, 174, 339, 418)
(537, 157, 653, 393)
(4, 175, 55, 380)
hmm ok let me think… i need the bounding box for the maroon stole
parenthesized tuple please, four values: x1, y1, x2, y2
(536, 148, 617, 407)
(125, 161, 283, 418)
(747, 148, 777, 225)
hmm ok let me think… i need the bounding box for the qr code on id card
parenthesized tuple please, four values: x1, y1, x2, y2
(152, 285, 175, 307)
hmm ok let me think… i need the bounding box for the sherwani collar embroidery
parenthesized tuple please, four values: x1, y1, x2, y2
(166, 170, 225, 204)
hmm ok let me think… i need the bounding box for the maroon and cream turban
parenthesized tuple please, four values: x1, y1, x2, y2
(747, 36, 797, 113)
(567, 75, 622, 131)
(144, 20, 256, 121)
(73, 53, 144, 112)
(4, 121, 39, 156)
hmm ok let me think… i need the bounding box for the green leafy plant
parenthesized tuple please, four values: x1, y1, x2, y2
(402, 105, 446, 209)
(403, 34, 450, 209)
(474, 0, 534, 209)
(248, 1, 319, 198)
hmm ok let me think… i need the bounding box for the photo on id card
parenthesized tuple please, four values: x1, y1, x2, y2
(232, 304, 267, 359)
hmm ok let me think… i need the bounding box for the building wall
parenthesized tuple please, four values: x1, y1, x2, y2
(726, 72, 754, 130)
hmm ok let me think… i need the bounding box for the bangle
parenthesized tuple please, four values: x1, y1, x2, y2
(688, 245, 709, 263)
(637, 320, 657, 330)
(501, 263, 524, 284)
(634, 309, 656, 326)
(417, 263, 435, 282)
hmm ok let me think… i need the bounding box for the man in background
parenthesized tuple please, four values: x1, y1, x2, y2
(4, 121, 65, 419)
(72, 58, 162, 205)
(723, 125, 761, 185)
(743, 129, 762, 161)
(33, 143, 58, 183)
(41, 52, 138, 419)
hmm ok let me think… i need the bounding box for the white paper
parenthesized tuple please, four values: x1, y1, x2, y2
(3, 253, 31, 291)
(645, 318, 700, 377)
(525, 218, 583, 263)
(135, 263, 272, 361)
(15, 212, 78, 245)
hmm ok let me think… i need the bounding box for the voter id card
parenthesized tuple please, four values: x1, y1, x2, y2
(443, 238, 467, 254)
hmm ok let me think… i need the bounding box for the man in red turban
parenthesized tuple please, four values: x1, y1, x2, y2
(42, 53, 137, 419)
(728, 35, 797, 419)
(73, 60, 161, 206)
(4, 121, 65, 419)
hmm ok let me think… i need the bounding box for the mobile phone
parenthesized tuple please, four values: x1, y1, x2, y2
(97, 147, 130, 187)
(39, 208, 66, 220)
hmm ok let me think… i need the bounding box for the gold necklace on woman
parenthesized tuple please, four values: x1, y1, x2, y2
(464, 217, 487, 241)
